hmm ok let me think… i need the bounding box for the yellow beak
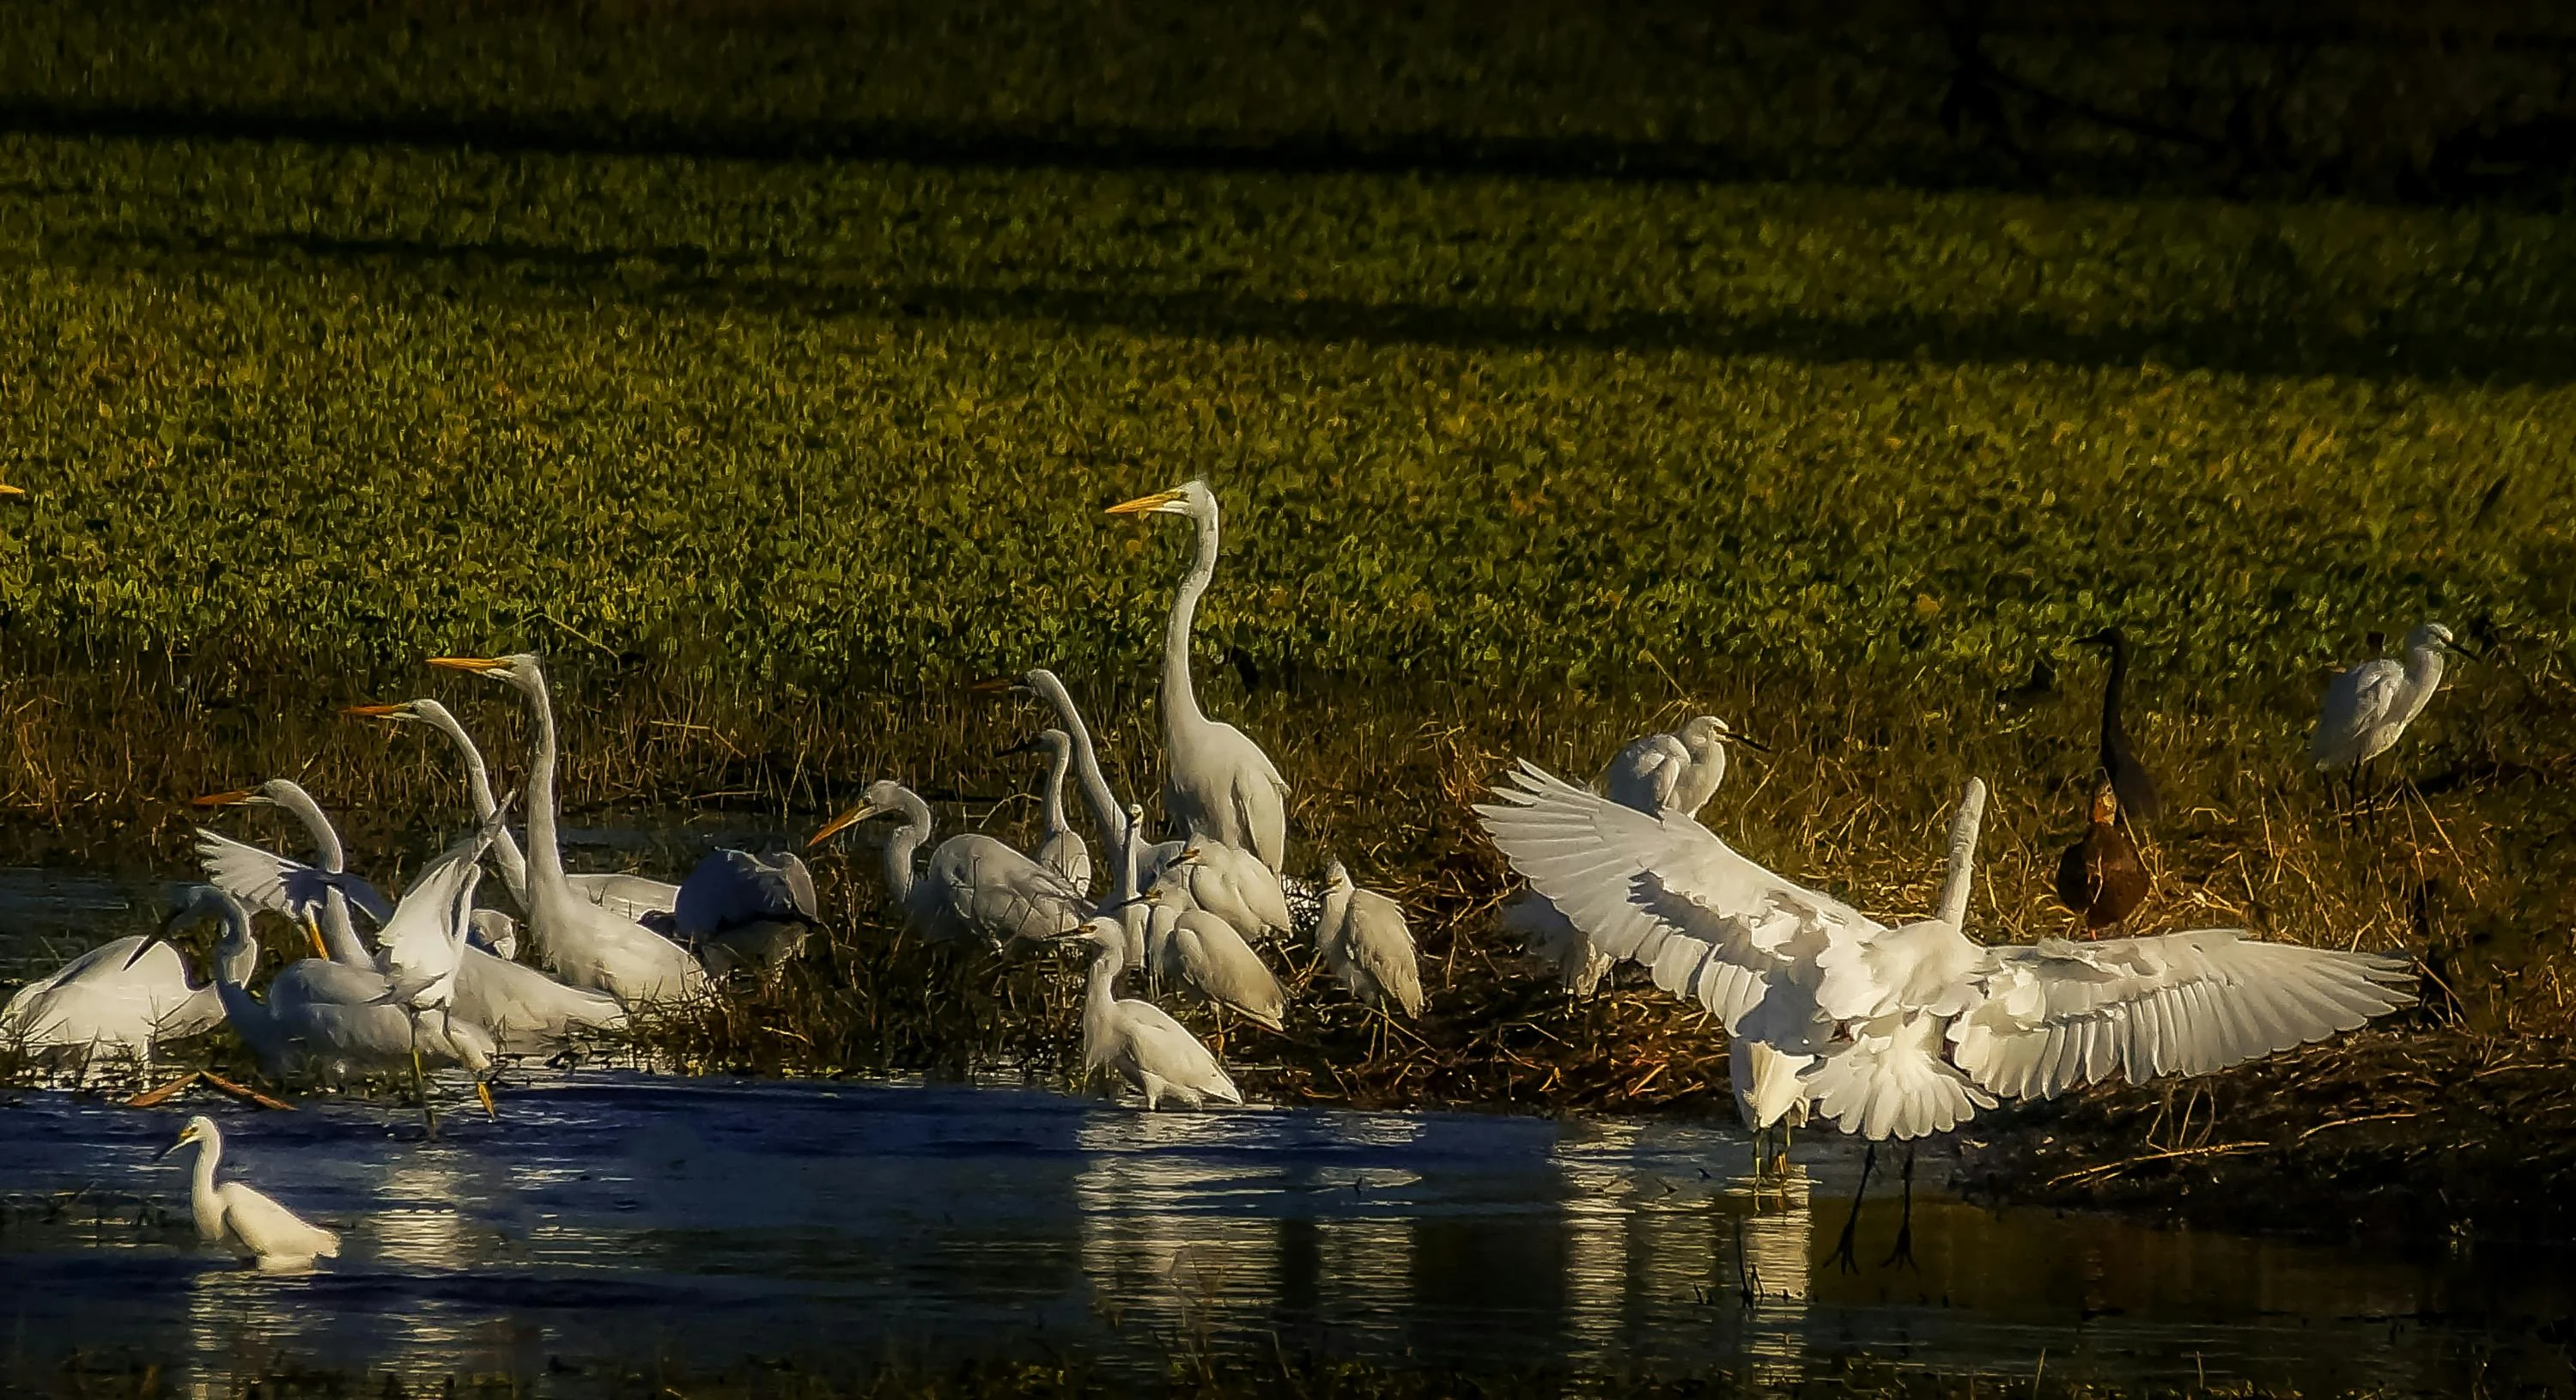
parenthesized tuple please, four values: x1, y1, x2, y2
(967, 676, 1014, 694)
(1105, 487, 1184, 516)
(0, 484, 24, 497)
(808, 801, 881, 848)
(191, 789, 253, 807)
(476, 1080, 498, 1119)
(343, 703, 407, 719)
(302, 915, 331, 961)
(428, 656, 507, 673)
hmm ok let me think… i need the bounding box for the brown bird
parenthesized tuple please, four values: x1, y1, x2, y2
(2054, 777, 2148, 936)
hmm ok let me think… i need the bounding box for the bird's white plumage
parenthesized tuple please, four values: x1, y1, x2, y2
(165, 1116, 341, 1270)
(0, 933, 248, 1056)
(1070, 917, 1242, 1110)
(2312, 622, 2454, 770)
(1143, 889, 1286, 1032)
(1315, 861, 1426, 1018)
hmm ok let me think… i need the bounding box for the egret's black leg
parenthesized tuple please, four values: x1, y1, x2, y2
(1827, 1143, 1877, 1274)
(1881, 1146, 1920, 1269)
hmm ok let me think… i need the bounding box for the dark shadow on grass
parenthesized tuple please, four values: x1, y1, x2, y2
(27, 222, 2576, 386)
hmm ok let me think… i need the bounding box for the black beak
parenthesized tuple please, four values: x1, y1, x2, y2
(154, 1137, 187, 1162)
(994, 737, 1041, 758)
(1734, 734, 1772, 754)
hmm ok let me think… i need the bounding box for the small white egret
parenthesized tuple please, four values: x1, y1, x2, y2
(1062, 916, 1242, 1111)
(1313, 861, 1425, 1019)
(659, 849, 821, 977)
(1003, 729, 1094, 897)
(346, 698, 678, 921)
(157, 1115, 342, 1271)
(1152, 841, 1293, 945)
(428, 654, 708, 1004)
(808, 780, 1084, 949)
(1140, 872, 1287, 1033)
(2312, 621, 2467, 802)
(0, 918, 257, 1064)
(371, 825, 505, 1127)
(1106, 479, 1291, 869)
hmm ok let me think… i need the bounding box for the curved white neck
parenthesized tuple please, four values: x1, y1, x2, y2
(1041, 744, 1072, 837)
(1936, 778, 1989, 928)
(426, 707, 531, 898)
(189, 1134, 224, 1240)
(881, 789, 933, 906)
(270, 788, 372, 966)
(1083, 937, 1122, 1052)
(1160, 505, 1220, 737)
(2405, 643, 2449, 707)
(521, 672, 570, 891)
(1034, 673, 1125, 849)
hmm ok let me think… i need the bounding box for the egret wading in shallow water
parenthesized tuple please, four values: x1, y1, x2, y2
(2056, 777, 2148, 937)
(2076, 629, 2160, 825)
(808, 780, 1084, 949)
(428, 654, 708, 1004)
(371, 824, 506, 1134)
(1062, 916, 1242, 1111)
(0, 915, 257, 1067)
(344, 699, 677, 922)
(1479, 767, 2415, 1267)
(2312, 622, 2468, 809)
(1003, 729, 1094, 898)
(1106, 479, 1292, 869)
(158, 1115, 342, 1271)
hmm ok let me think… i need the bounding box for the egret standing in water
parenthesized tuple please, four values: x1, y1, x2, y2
(157, 1115, 343, 1271)
(1063, 916, 1242, 1111)
(2312, 622, 2467, 807)
(808, 780, 1084, 949)
(372, 825, 505, 1131)
(1106, 479, 1292, 869)
(0, 918, 256, 1066)
(428, 654, 708, 1004)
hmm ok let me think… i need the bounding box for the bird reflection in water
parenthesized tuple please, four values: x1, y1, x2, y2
(1073, 1111, 1280, 1337)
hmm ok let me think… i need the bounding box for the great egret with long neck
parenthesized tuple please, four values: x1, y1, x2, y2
(428, 654, 708, 1005)
(1002, 729, 1093, 898)
(191, 781, 392, 965)
(344, 698, 677, 922)
(2312, 621, 2467, 804)
(807, 779, 1084, 949)
(0, 916, 257, 1062)
(1001, 669, 1129, 855)
(1106, 479, 1291, 869)
(1479, 768, 2415, 1262)
(157, 1115, 343, 1271)
(1062, 916, 1242, 1111)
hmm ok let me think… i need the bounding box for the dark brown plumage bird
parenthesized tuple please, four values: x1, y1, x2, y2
(2075, 628, 2160, 826)
(2054, 778, 2148, 936)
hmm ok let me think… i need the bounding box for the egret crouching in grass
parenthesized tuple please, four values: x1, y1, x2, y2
(158, 1115, 342, 1272)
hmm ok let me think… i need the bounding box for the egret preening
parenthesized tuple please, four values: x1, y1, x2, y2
(2312, 621, 2466, 806)
(658, 849, 822, 978)
(0, 918, 256, 1065)
(2076, 629, 2160, 825)
(1106, 479, 1291, 868)
(1313, 860, 1425, 1019)
(1004, 729, 1094, 898)
(1479, 764, 2415, 1261)
(1062, 916, 1242, 1111)
(808, 780, 1084, 949)
(428, 654, 708, 1004)
(346, 698, 677, 922)
(1140, 872, 1287, 1033)
(2054, 777, 2148, 937)
(157, 1115, 342, 1271)
(1154, 841, 1293, 945)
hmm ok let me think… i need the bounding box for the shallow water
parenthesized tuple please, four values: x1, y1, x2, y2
(4, 864, 2571, 1396)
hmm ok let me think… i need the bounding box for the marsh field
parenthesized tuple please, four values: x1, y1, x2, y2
(3, 3, 2576, 1395)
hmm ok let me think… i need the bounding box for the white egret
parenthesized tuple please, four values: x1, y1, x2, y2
(1479, 768, 2415, 1263)
(1003, 729, 1094, 897)
(659, 849, 821, 977)
(1106, 479, 1291, 868)
(372, 825, 504, 1129)
(1506, 716, 1762, 995)
(346, 699, 677, 921)
(1062, 916, 1242, 1111)
(1313, 860, 1425, 1019)
(191, 781, 392, 965)
(0, 918, 257, 1063)
(1732, 1035, 1809, 1180)
(428, 654, 708, 1004)
(2312, 622, 2466, 801)
(157, 1115, 343, 1271)
(1153, 841, 1293, 945)
(1140, 872, 1286, 1033)
(189, 886, 498, 1087)
(808, 780, 1084, 949)
(1005, 669, 1131, 855)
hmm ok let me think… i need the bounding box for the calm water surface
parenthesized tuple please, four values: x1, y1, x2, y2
(3, 868, 2567, 1396)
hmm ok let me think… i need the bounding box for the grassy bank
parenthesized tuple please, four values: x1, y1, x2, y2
(0, 4, 2570, 1244)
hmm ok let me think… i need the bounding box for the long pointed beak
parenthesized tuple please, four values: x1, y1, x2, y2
(344, 703, 408, 719)
(302, 915, 331, 961)
(1734, 734, 1773, 754)
(994, 737, 1041, 758)
(477, 1081, 498, 1119)
(154, 1135, 190, 1162)
(0, 484, 24, 498)
(191, 789, 254, 807)
(122, 937, 162, 971)
(428, 656, 508, 673)
(967, 677, 1015, 695)
(2443, 638, 2486, 660)
(1106, 487, 1184, 516)
(807, 802, 881, 848)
